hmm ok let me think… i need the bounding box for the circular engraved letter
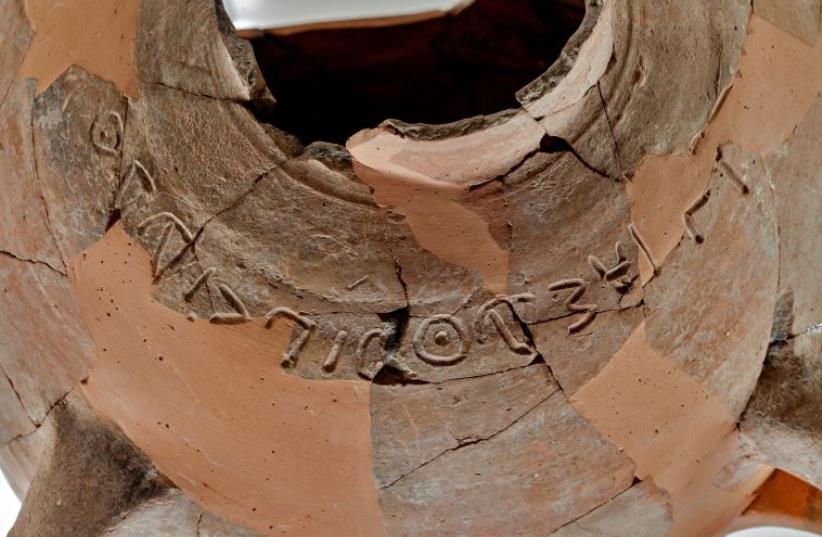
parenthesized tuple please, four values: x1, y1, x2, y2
(90, 110, 124, 155)
(412, 314, 469, 365)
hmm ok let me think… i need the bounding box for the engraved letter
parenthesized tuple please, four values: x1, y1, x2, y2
(413, 314, 469, 366)
(717, 161, 749, 195)
(322, 330, 348, 372)
(548, 278, 598, 334)
(588, 242, 631, 291)
(356, 328, 387, 379)
(475, 294, 535, 356)
(117, 160, 157, 208)
(184, 267, 217, 302)
(210, 283, 251, 325)
(90, 110, 123, 155)
(265, 307, 316, 368)
(682, 191, 710, 244)
(137, 212, 195, 277)
(627, 223, 659, 276)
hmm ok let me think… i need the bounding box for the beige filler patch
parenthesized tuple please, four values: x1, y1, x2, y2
(19, 0, 139, 97)
(351, 159, 510, 295)
(627, 15, 822, 283)
(69, 223, 386, 537)
(572, 323, 772, 537)
(347, 115, 543, 295)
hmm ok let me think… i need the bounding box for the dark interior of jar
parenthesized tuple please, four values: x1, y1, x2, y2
(248, 0, 586, 144)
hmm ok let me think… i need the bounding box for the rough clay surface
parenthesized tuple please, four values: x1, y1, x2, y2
(736, 95, 822, 491)
(644, 143, 779, 417)
(9, 394, 258, 537)
(0, 0, 819, 536)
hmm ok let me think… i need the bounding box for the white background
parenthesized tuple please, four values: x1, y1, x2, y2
(222, 0, 464, 29)
(0, 476, 17, 535)
(0, 1, 817, 536)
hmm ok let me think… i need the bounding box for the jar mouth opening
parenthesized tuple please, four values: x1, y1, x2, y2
(230, 0, 593, 146)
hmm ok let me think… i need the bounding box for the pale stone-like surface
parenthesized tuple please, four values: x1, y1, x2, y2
(507, 151, 638, 325)
(33, 66, 127, 261)
(517, 1, 619, 177)
(533, 306, 642, 394)
(194, 164, 406, 316)
(200, 509, 266, 537)
(597, 0, 750, 173)
(644, 145, 779, 416)
(547, 480, 672, 537)
(120, 82, 287, 233)
(117, 82, 290, 313)
(371, 364, 559, 487)
(383, 210, 482, 316)
(379, 389, 636, 537)
(738, 94, 822, 491)
(0, 254, 91, 424)
(137, 0, 270, 102)
(741, 94, 822, 487)
(519, 0, 751, 178)
(270, 311, 389, 380)
(0, 0, 819, 535)
(626, 15, 822, 282)
(764, 94, 822, 335)
(390, 287, 540, 382)
(0, 79, 63, 271)
(0, 0, 31, 107)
